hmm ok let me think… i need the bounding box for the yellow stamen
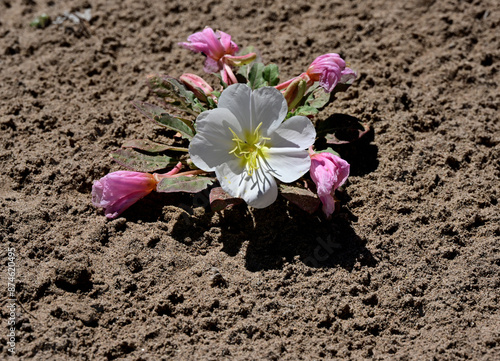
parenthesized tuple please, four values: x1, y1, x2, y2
(228, 122, 270, 176)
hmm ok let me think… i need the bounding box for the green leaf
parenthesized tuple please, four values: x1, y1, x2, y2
(294, 105, 319, 117)
(306, 85, 332, 109)
(206, 96, 218, 109)
(209, 187, 244, 211)
(121, 139, 188, 153)
(146, 74, 206, 115)
(317, 147, 340, 157)
(132, 101, 195, 140)
(262, 63, 280, 86)
(111, 148, 178, 172)
(163, 77, 205, 111)
(146, 74, 169, 98)
(154, 113, 195, 140)
(237, 65, 250, 83)
(303, 82, 356, 111)
(156, 176, 214, 194)
(280, 184, 321, 214)
(245, 62, 279, 89)
(248, 62, 266, 89)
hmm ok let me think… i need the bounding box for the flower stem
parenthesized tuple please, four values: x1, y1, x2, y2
(153, 169, 207, 182)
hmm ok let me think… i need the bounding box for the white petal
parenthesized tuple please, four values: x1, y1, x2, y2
(216, 158, 278, 208)
(251, 86, 288, 136)
(217, 83, 252, 133)
(265, 148, 311, 183)
(214, 159, 244, 196)
(195, 107, 242, 135)
(189, 108, 238, 171)
(270, 115, 316, 149)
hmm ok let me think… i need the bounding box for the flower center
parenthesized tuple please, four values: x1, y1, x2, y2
(228, 122, 270, 176)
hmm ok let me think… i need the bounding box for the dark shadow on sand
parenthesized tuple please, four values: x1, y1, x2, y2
(216, 198, 377, 272)
(315, 113, 379, 177)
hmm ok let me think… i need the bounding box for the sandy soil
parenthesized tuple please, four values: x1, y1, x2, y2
(1, 0, 499, 359)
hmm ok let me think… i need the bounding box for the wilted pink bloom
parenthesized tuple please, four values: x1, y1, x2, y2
(306, 54, 357, 92)
(276, 53, 356, 106)
(309, 150, 350, 218)
(179, 27, 239, 68)
(306, 53, 347, 92)
(179, 73, 217, 102)
(179, 27, 256, 85)
(339, 67, 357, 85)
(92, 171, 158, 219)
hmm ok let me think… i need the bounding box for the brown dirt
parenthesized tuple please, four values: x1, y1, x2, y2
(1, 0, 499, 360)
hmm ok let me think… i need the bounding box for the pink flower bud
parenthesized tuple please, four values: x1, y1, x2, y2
(309, 151, 350, 218)
(92, 171, 158, 219)
(179, 73, 216, 102)
(306, 53, 356, 92)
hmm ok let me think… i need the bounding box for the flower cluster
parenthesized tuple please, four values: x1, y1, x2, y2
(92, 27, 362, 219)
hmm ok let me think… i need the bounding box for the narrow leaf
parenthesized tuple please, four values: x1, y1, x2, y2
(146, 74, 206, 115)
(122, 139, 188, 153)
(132, 101, 194, 139)
(156, 176, 214, 194)
(146, 74, 172, 98)
(111, 148, 177, 172)
(280, 184, 321, 214)
(154, 113, 195, 139)
(209, 187, 244, 211)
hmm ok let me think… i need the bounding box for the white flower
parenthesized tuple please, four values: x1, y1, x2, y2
(189, 83, 316, 208)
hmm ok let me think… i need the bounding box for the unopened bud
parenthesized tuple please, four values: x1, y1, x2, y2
(283, 76, 308, 111)
(179, 73, 215, 102)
